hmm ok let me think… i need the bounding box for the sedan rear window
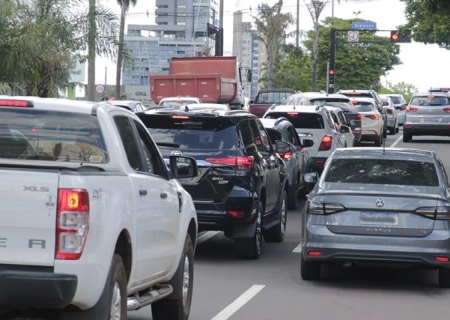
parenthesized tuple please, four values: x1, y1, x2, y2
(389, 96, 405, 104)
(325, 159, 439, 186)
(265, 112, 325, 129)
(410, 96, 450, 106)
(353, 102, 374, 112)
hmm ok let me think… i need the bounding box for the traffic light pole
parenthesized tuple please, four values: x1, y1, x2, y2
(328, 28, 336, 94)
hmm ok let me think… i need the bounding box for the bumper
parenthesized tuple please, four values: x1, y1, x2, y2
(0, 269, 77, 309)
(310, 157, 327, 175)
(404, 124, 450, 136)
(386, 118, 395, 128)
(303, 224, 450, 267)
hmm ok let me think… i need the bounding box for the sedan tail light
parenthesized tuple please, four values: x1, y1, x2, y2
(443, 107, 450, 113)
(56, 189, 90, 260)
(318, 135, 332, 151)
(415, 206, 450, 220)
(406, 106, 419, 112)
(307, 201, 346, 215)
(386, 109, 394, 115)
(356, 113, 361, 121)
(365, 114, 380, 120)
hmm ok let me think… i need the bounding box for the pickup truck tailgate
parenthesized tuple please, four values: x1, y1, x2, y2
(0, 169, 59, 266)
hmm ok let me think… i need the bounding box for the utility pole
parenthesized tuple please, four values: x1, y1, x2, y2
(220, 0, 224, 28)
(332, 0, 335, 18)
(296, 0, 300, 47)
(87, 0, 96, 101)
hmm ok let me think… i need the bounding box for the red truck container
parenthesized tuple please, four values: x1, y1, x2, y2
(150, 56, 247, 106)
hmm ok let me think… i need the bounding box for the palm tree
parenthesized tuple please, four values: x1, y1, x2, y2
(115, 0, 138, 99)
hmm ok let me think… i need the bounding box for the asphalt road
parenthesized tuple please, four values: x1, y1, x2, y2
(129, 128, 450, 320)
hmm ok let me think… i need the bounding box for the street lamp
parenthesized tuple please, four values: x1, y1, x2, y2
(353, 10, 362, 18)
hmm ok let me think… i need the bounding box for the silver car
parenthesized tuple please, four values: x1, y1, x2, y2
(379, 96, 399, 135)
(301, 147, 450, 287)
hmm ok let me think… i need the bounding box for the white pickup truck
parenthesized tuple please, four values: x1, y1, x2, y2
(0, 97, 198, 320)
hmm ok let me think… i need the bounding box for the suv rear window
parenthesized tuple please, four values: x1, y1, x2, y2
(265, 112, 325, 129)
(410, 95, 450, 106)
(159, 100, 199, 108)
(310, 98, 349, 105)
(341, 92, 372, 99)
(388, 96, 405, 104)
(0, 109, 108, 163)
(325, 159, 439, 186)
(255, 91, 294, 104)
(143, 116, 237, 150)
(353, 102, 374, 112)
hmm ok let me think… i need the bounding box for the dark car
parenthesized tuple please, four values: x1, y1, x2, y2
(248, 88, 296, 118)
(138, 107, 288, 259)
(107, 100, 148, 113)
(261, 117, 314, 210)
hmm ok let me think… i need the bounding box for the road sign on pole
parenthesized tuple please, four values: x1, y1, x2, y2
(351, 21, 377, 30)
(348, 31, 359, 42)
(95, 84, 105, 94)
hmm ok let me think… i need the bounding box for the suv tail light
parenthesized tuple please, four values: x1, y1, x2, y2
(318, 135, 332, 151)
(406, 106, 418, 112)
(206, 156, 254, 170)
(365, 114, 380, 120)
(277, 151, 292, 160)
(386, 109, 393, 115)
(307, 201, 346, 215)
(56, 189, 89, 260)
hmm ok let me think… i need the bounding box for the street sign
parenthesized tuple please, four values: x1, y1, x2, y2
(95, 84, 105, 94)
(348, 31, 359, 42)
(351, 22, 377, 30)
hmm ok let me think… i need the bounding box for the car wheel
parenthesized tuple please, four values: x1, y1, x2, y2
(403, 133, 412, 142)
(59, 254, 127, 320)
(152, 235, 194, 320)
(389, 126, 396, 135)
(374, 134, 382, 147)
(300, 254, 321, 280)
(396, 124, 399, 133)
(264, 190, 287, 243)
(287, 179, 299, 210)
(438, 268, 450, 288)
(236, 202, 263, 259)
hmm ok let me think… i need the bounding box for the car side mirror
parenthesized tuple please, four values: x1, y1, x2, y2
(275, 140, 291, 153)
(303, 172, 319, 184)
(169, 156, 198, 179)
(302, 139, 314, 148)
(340, 125, 350, 133)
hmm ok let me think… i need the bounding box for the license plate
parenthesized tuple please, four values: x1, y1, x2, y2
(360, 212, 398, 226)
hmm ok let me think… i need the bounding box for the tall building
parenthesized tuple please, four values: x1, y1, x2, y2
(232, 11, 253, 99)
(122, 0, 220, 86)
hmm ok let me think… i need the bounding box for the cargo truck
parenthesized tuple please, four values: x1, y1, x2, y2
(150, 56, 252, 110)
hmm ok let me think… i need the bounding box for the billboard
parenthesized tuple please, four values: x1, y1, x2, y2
(124, 85, 155, 106)
(69, 61, 86, 83)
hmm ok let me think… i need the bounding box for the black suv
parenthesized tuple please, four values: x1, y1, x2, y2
(138, 107, 288, 259)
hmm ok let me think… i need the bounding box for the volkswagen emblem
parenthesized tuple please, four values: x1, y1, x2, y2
(171, 150, 183, 156)
(375, 199, 385, 207)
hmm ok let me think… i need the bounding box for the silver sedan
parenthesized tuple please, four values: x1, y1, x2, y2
(301, 147, 450, 287)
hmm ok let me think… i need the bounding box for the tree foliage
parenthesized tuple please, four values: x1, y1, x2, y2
(303, 18, 402, 91)
(400, 0, 450, 49)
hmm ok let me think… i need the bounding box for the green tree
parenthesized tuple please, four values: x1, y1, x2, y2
(115, 0, 138, 99)
(400, 0, 450, 49)
(271, 44, 312, 91)
(304, 17, 402, 91)
(253, 0, 294, 89)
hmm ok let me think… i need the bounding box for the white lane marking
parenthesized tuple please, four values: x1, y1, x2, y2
(293, 242, 302, 253)
(211, 285, 265, 320)
(390, 134, 403, 148)
(196, 231, 220, 245)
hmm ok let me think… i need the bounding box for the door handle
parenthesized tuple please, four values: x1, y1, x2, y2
(160, 192, 168, 199)
(139, 189, 147, 196)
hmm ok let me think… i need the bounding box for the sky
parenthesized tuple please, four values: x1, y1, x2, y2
(95, 0, 450, 92)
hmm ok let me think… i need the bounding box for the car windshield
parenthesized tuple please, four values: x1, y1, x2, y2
(410, 96, 450, 106)
(143, 116, 237, 150)
(255, 91, 294, 104)
(280, 94, 303, 105)
(389, 96, 405, 104)
(325, 158, 439, 186)
(353, 102, 374, 112)
(0, 108, 108, 163)
(159, 100, 199, 108)
(265, 112, 324, 129)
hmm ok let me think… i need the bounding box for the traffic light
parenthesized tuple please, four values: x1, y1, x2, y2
(390, 30, 412, 43)
(328, 69, 335, 84)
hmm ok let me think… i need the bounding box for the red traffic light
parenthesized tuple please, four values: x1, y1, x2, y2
(329, 70, 335, 75)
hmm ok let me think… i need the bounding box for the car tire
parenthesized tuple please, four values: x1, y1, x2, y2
(389, 126, 396, 135)
(236, 202, 263, 259)
(396, 125, 399, 133)
(287, 179, 299, 210)
(152, 235, 194, 320)
(438, 268, 450, 288)
(403, 133, 412, 142)
(300, 254, 321, 281)
(374, 134, 382, 147)
(264, 191, 287, 243)
(59, 254, 127, 320)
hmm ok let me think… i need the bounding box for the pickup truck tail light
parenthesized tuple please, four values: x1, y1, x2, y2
(206, 156, 254, 170)
(56, 189, 89, 260)
(318, 135, 332, 151)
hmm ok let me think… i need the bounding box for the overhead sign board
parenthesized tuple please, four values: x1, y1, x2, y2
(351, 22, 377, 30)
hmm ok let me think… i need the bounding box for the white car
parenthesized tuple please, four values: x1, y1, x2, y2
(158, 96, 202, 108)
(351, 97, 385, 146)
(323, 106, 355, 148)
(263, 105, 351, 175)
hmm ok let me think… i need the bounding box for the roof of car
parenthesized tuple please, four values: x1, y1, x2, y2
(260, 117, 291, 128)
(332, 147, 436, 161)
(144, 106, 255, 118)
(159, 96, 201, 102)
(347, 97, 375, 103)
(265, 105, 323, 114)
(413, 92, 449, 97)
(108, 100, 140, 105)
(339, 89, 372, 93)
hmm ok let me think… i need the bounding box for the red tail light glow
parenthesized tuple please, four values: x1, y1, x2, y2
(365, 114, 380, 120)
(356, 113, 361, 121)
(406, 106, 418, 112)
(228, 211, 245, 218)
(386, 109, 394, 114)
(171, 115, 190, 119)
(307, 250, 322, 256)
(436, 256, 450, 262)
(0, 100, 33, 107)
(318, 135, 332, 151)
(206, 156, 254, 170)
(277, 151, 292, 160)
(56, 189, 89, 260)
(444, 108, 450, 113)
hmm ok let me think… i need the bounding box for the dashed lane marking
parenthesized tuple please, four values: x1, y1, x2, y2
(390, 134, 403, 148)
(293, 243, 302, 253)
(211, 285, 266, 320)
